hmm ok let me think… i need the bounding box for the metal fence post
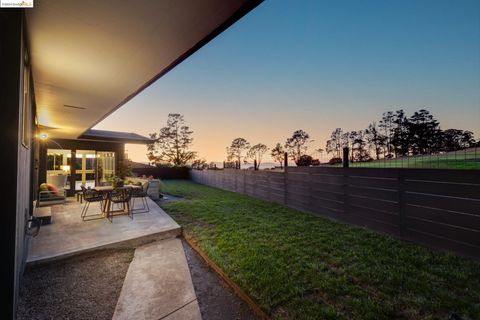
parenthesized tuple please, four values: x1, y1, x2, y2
(243, 169, 246, 195)
(283, 165, 288, 205)
(398, 169, 406, 237)
(343, 147, 349, 168)
(343, 168, 349, 217)
(284, 152, 288, 169)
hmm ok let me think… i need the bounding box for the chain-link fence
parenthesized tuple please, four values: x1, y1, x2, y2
(337, 147, 480, 169)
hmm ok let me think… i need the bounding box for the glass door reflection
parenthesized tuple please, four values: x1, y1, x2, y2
(75, 150, 96, 190)
(96, 151, 116, 186)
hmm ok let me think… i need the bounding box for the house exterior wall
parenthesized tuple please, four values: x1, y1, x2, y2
(38, 139, 125, 196)
(0, 9, 36, 319)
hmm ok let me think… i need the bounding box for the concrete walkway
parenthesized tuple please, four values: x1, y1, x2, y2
(113, 238, 202, 320)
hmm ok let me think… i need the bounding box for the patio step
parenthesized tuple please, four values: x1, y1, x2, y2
(113, 238, 202, 320)
(27, 198, 182, 266)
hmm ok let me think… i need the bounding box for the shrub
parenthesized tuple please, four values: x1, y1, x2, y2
(296, 155, 313, 166)
(328, 157, 342, 165)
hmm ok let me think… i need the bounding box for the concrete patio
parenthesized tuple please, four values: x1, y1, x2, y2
(27, 197, 181, 265)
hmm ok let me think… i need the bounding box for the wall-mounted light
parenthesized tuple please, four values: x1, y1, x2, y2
(61, 165, 70, 172)
(38, 132, 63, 150)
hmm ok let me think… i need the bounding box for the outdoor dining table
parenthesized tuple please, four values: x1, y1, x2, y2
(93, 185, 141, 215)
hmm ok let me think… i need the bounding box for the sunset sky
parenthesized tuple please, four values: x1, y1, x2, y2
(95, 0, 480, 163)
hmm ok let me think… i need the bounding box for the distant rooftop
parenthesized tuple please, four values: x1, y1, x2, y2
(79, 129, 153, 144)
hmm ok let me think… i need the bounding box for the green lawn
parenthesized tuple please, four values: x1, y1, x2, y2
(161, 180, 480, 320)
(345, 149, 480, 169)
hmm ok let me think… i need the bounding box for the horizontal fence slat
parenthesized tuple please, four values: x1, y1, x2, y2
(404, 229, 480, 258)
(310, 204, 345, 216)
(347, 168, 400, 179)
(348, 185, 398, 202)
(310, 182, 344, 194)
(311, 197, 345, 211)
(349, 214, 401, 236)
(286, 172, 310, 182)
(288, 167, 346, 175)
(405, 192, 480, 216)
(348, 176, 398, 190)
(403, 169, 480, 184)
(348, 195, 399, 214)
(404, 180, 480, 200)
(311, 192, 344, 203)
(405, 204, 480, 231)
(310, 174, 346, 185)
(349, 205, 400, 225)
(406, 217, 480, 247)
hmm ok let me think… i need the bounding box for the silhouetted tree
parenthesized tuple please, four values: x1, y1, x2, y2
(461, 131, 476, 148)
(324, 108, 474, 161)
(325, 128, 343, 158)
(285, 129, 312, 165)
(365, 122, 386, 160)
(147, 113, 196, 166)
(191, 158, 208, 170)
(341, 131, 358, 161)
(379, 111, 395, 158)
(352, 130, 371, 162)
(314, 148, 325, 162)
(226, 138, 250, 166)
(270, 143, 285, 168)
(391, 110, 410, 157)
(247, 143, 269, 170)
(408, 109, 442, 154)
(443, 129, 476, 151)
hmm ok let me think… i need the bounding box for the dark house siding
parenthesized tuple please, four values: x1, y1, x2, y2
(0, 10, 36, 319)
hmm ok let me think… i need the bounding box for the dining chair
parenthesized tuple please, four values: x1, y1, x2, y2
(81, 186, 105, 221)
(107, 187, 133, 222)
(131, 182, 150, 213)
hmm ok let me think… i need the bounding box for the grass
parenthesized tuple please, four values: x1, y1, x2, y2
(161, 180, 480, 320)
(337, 148, 480, 169)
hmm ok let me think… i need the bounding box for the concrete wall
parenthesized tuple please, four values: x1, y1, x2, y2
(191, 167, 480, 260)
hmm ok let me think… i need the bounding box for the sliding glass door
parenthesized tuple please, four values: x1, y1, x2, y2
(75, 150, 96, 190)
(96, 151, 115, 186)
(46, 148, 116, 193)
(46, 149, 72, 190)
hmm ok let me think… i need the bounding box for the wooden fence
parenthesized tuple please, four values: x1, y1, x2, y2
(190, 167, 480, 259)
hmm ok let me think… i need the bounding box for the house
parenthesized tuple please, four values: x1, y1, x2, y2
(39, 129, 153, 196)
(0, 0, 262, 318)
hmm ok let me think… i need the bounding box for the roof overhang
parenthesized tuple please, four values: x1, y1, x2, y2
(78, 129, 153, 144)
(26, 0, 262, 140)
